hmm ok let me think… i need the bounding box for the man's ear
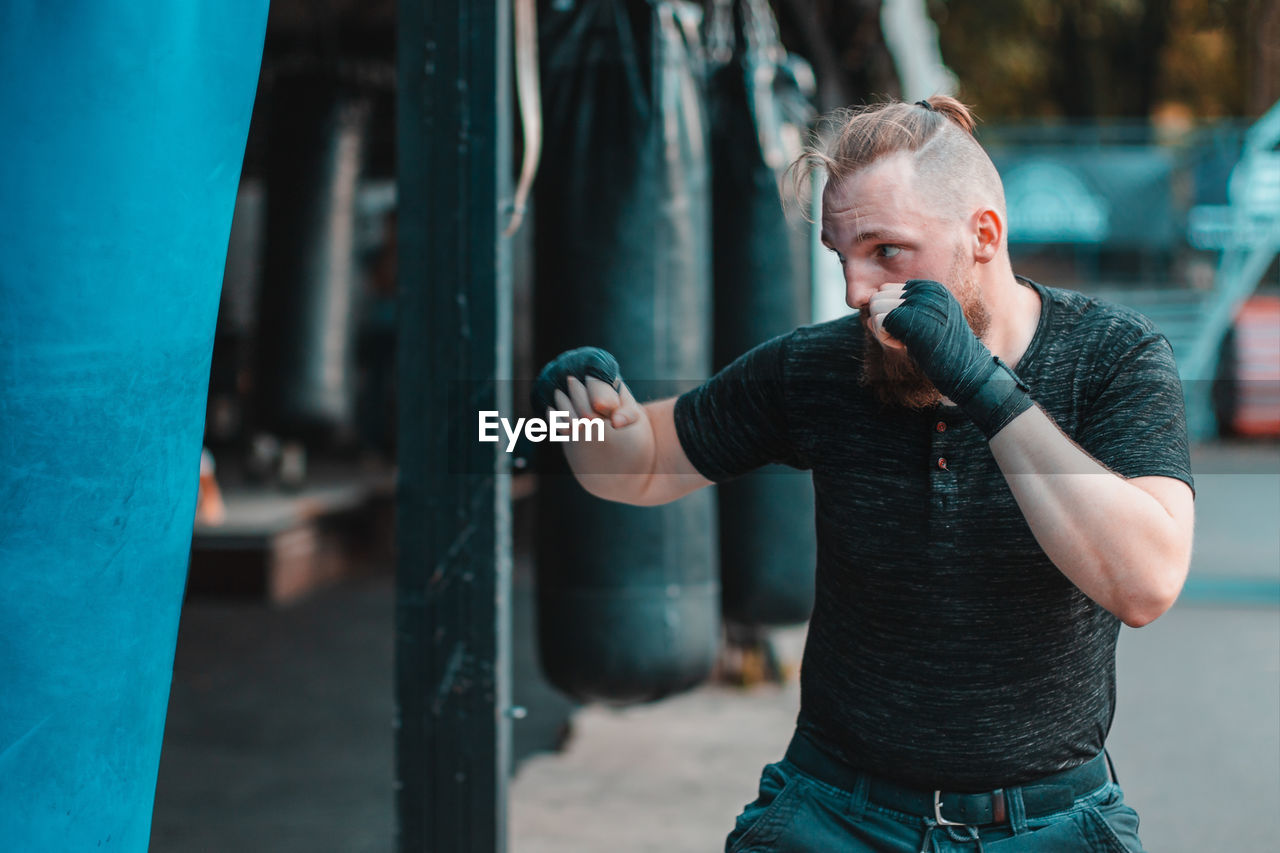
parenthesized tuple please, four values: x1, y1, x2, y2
(971, 207, 1003, 264)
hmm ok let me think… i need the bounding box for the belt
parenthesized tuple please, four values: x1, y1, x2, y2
(783, 732, 1110, 827)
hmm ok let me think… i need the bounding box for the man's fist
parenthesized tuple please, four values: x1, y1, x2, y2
(880, 279, 1032, 439)
(879, 279, 992, 405)
(532, 346, 640, 429)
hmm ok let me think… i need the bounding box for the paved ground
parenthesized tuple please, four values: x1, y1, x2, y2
(152, 442, 1280, 852)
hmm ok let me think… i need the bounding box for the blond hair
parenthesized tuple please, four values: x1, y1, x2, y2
(790, 95, 1006, 227)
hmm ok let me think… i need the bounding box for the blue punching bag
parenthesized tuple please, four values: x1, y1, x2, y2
(0, 4, 268, 849)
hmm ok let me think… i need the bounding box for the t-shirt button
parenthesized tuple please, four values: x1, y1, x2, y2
(937, 457, 948, 470)
(935, 421, 947, 433)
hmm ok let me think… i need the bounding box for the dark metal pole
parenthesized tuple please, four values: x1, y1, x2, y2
(396, 0, 512, 849)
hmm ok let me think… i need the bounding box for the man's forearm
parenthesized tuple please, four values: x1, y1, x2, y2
(564, 397, 710, 507)
(564, 404, 659, 504)
(989, 406, 1194, 627)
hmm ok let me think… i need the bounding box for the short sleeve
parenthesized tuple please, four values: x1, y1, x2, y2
(1076, 332, 1194, 491)
(673, 333, 807, 483)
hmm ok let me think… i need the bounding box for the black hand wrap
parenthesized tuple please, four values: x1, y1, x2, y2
(531, 346, 622, 414)
(882, 279, 1032, 439)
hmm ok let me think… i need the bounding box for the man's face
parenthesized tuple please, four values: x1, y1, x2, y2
(861, 251, 990, 408)
(820, 153, 990, 409)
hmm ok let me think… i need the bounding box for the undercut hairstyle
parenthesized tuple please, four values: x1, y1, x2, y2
(790, 95, 1006, 230)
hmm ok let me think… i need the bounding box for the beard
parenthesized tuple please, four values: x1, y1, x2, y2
(860, 265, 991, 410)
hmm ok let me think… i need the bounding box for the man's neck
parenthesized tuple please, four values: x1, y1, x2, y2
(982, 266, 1042, 368)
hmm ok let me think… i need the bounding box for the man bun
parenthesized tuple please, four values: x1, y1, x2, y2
(916, 95, 977, 136)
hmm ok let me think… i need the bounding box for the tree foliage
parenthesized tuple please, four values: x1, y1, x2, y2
(929, 0, 1260, 120)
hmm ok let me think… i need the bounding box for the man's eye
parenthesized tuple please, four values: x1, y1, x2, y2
(877, 245, 902, 259)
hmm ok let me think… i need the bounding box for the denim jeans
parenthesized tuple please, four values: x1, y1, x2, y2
(725, 757, 1146, 852)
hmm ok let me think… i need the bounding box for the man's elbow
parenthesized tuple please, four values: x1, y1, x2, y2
(1118, 601, 1169, 629)
(1116, 561, 1188, 628)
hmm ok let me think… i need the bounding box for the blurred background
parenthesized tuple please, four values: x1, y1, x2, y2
(154, 1, 1278, 851)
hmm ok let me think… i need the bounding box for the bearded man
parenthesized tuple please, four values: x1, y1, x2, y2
(533, 96, 1194, 852)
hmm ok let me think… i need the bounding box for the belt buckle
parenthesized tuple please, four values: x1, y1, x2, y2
(932, 790, 966, 827)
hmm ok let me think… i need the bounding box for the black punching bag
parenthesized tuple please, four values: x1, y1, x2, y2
(706, 0, 817, 626)
(533, 0, 718, 703)
(257, 71, 371, 439)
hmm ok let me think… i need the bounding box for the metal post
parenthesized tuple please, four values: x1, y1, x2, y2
(396, 0, 513, 850)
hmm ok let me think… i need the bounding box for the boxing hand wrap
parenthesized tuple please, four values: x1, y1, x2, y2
(531, 346, 623, 414)
(882, 279, 1032, 439)
(960, 356, 1033, 439)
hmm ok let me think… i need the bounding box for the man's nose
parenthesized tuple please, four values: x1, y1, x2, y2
(844, 267, 878, 314)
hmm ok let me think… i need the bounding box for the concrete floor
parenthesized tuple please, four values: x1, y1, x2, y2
(151, 578, 394, 853)
(151, 442, 1280, 852)
(508, 606, 1280, 853)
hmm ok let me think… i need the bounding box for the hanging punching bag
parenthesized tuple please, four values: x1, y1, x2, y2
(0, 4, 268, 849)
(534, 0, 719, 703)
(705, 0, 817, 626)
(256, 72, 371, 440)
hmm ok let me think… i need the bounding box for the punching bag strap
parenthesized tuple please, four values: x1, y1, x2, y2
(505, 0, 542, 237)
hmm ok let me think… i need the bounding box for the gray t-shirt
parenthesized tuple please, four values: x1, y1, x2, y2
(674, 278, 1193, 790)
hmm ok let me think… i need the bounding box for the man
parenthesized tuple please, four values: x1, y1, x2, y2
(533, 96, 1194, 851)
